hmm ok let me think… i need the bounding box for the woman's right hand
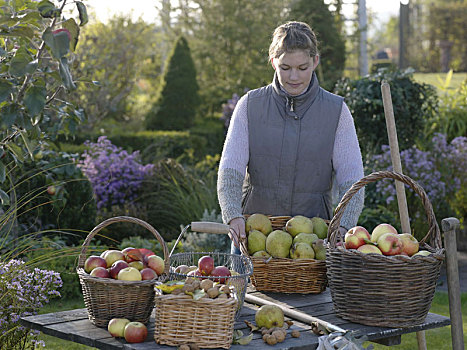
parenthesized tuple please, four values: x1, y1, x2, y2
(229, 217, 246, 248)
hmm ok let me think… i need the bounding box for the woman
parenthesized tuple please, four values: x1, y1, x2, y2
(217, 21, 364, 253)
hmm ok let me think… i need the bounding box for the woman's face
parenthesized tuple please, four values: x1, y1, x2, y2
(272, 50, 318, 96)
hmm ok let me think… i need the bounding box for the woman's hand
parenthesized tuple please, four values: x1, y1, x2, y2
(229, 217, 246, 248)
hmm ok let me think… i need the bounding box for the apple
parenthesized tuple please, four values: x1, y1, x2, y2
(344, 226, 370, 249)
(103, 250, 125, 268)
(357, 244, 383, 255)
(377, 232, 403, 256)
(129, 261, 144, 271)
(108, 318, 130, 337)
(174, 264, 190, 274)
(109, 260, 130, 279)
(117, 266, 142, 281)
(198, 255, 215, 276)
(399, 233, 419, 256)
(371, 223, 398, 243)
(122, 248, 143, 263)
(124, 322, 148, 343)
(47, 185, 56, 195)
(90, 266, 110, 278)
(140, 267, 158, 280)
(146, 255, 165, 275)
(413, 250, 431, 257)
(211, 266, 231, 284)
(139, 248, 155, 258)
(84, 255, 107, 273)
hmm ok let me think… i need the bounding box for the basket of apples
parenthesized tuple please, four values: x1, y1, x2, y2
(326, 170, 445, 328)
(77, 216, 169, 328)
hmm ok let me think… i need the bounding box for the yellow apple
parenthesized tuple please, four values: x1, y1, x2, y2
(399, 233, 419, 256)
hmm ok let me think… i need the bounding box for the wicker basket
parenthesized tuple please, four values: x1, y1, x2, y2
(77, 216, 169, 327)
(245, 215, 328, 294)
(154, 290, 237, 349)
(326, 171, 445, 328)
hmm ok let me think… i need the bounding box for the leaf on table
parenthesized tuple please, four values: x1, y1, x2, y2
(244, 320, 259, 332)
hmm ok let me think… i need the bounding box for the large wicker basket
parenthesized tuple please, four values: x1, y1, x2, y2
(246, 215, 328, 294)
(77, 216, 169, 327)
(154, 290, 237, 349)
(326, 171, 445, 328)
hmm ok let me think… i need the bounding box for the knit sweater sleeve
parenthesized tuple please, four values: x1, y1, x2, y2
(332, 102, 365, 230)
(217, 94, 249, 224)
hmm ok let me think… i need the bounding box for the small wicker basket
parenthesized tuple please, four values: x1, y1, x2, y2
(326, 171, 445, 328)
(77, 216, 169, 327)
(154, 291, 237, 349)
(245, 215, 328, 294)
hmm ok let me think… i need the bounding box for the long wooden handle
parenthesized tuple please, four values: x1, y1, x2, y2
(191, 221, 230, 234)
(244, 293, 346, 334)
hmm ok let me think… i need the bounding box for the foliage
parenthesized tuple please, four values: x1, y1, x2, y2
(0, 0, 88, 203)
(286, 0, 346, 90)
(366, 134, 466, 241)
(70, 15, 164, 130)
(189, 116, 225, 157)
(333, 69, 438, 157)
(0, 259, 62, 349)
(220, 92, 242, 132)
(145, 36, 200, 131)
(78, 136, 155, 211)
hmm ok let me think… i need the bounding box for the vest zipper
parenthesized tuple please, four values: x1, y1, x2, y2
(287, 97, 295, 112)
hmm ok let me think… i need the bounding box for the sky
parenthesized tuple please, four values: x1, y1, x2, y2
(89, 0, 402, 27)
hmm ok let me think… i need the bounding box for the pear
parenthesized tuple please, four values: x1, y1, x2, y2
(311, 217, 328, 239)
(255, 305, 284, 329)
(312, 239, 326, 260)
(290, 242, 315, 259)
(285, 215, 313, 237)
(266, 230, 293, 258)
(293, 232, 319, 246)
(247, 229, 267, 254)
(246, 213, 273, 236)
(252, 250, 271, 258)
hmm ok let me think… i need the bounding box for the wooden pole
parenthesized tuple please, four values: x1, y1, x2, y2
(381, 81, 426, 350)
(441, 217, 464, 350)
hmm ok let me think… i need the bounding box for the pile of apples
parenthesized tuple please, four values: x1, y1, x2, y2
(84, 247, 164, 281)
(173, 255, 234, 283)
(107, 318, 148, 343)
(343, 223, 430, 257)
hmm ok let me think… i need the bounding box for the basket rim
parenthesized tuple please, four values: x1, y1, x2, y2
(77, 267, 160, 285)
(327, 170, 442, 250)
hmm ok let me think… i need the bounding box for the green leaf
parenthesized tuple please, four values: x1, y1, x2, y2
(0, 103, 20, 127)
(0, 188, 9, 205)
(76, 1, 88, 26)
(24, 85, 47, 115)
(62, 18, 80, 51)
(0, 79, 13, 103)
(2, 25, 35, 39)
(58, 57, 76, 90)
(37, 0, 59, 18)
(6, 142, 24, 162)
(8, 47, 37, 77)
(0, 161, 5, 183)
(236, 333, 253, 345)
(42, 28, 70, 59)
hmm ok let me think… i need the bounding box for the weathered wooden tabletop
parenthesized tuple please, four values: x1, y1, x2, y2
(20, 289, 451, 350)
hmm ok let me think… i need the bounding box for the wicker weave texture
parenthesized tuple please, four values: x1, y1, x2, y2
(154, 294, 237, 349)
(326, 171, 445, 327)
(246, 215, 327, 294)
(77, 216, 169, 327)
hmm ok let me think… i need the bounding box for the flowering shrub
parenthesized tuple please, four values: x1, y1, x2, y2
(78, 136, 155, 210)
(0, 260, 62, 349)
(220, 89, 248, 131)
(367, 133, 466, 239)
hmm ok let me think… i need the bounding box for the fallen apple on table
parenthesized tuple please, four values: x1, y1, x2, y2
(124, 322, 148, 343)
(108, 318, 130, 337)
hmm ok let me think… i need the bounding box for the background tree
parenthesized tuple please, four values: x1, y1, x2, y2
(145, 36, 200, 131)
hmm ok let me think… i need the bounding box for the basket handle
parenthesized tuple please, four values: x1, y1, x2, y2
(78, 216, 170, 275)
(328, 170, 441, 250)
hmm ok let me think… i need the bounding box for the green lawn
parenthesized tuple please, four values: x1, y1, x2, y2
(34, 292, 466, 349)
(413, 72, 467, 95)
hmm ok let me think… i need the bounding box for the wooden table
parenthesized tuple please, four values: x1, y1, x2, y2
(20, 289, 451, 350)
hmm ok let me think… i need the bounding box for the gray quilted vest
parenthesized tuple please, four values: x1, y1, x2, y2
(242, 72, 343, 220)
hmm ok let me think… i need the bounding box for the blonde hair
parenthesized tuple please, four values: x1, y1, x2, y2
(269, 21, 319, 60)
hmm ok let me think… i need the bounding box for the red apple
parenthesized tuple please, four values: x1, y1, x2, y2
(371, 223, 398, 243)
(109, 260, 130, 279)
(124, 322, 148, 343)
(344, 226, 370, 249)
(211, 266, 231, 284)
(117, 267, 142, 281)
(129, 261, 144, 271)
(122, 248, 143, 263)
(399, 233, 419, 256)
(108, 318, 130, 337)
(139, 248, 155, 258)
(357, 244, 383, 255)
(84, 255, 107, 273)
(103, 250, 125, 268)
(377, 232, 403, 256)
(198, 255, 215, 276)
(90, 266, 110, 278)
(140, 267, 158, 280)
(146, 255, 165, 275)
